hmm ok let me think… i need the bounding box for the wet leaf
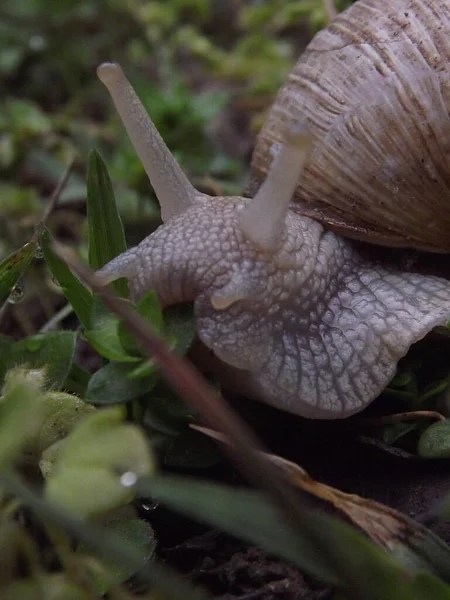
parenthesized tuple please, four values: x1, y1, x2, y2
(0, 241, 36, 306)
(45, 407, 154, 516)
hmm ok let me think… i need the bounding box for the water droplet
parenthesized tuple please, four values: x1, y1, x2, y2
(120, 471, 137, 488)
(140, 501, 158, 512)
(8, 283, 24, 304)
(34, 245, 43, 259)
(51, 275, 61, 287)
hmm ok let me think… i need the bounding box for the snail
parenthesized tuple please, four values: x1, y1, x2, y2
(96, 0, 450, 419)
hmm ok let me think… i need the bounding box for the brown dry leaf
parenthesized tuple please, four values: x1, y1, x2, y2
(190, 424, 449, 566)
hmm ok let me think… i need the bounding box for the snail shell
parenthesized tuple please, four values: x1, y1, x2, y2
(248, 0, 450, 252)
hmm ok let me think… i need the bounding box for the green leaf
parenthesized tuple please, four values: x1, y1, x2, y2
(138, 475, 339, 583)
(40, 227, 93, 329)
(420, 379, 449, 404)
(0, 241, 36, 306)
(0, 332, 77, 389)
(78, 517, 156, 593)
(85, 362, 157, 405)
(382, 423, 418, 446)
(0, 473, 210, 600)
(126, 358, 157, 379)
(402, 571, 450, 600)
(118, 290, 163, 355)
(0, 367, 47, 466)
(84, 310, 140, 363)
(143, 391, 192, 437)
(45, 407, 154, 517)
(62, 363, 91, 397)
(418, 420, 450, 458)
(37, 391, 95, 453)
(86, 149, 128, 297)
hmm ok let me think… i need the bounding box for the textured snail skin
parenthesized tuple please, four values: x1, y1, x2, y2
(96, 0, 450, 419)
(98, 198, 450, 418)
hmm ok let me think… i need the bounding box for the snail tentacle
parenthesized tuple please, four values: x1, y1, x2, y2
(97, 62, 202, 222)
(239, 123, 313, 251)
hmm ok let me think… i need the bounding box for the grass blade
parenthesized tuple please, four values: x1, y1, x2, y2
(86, 149, 128, 297)
(139, 474, 450, 600)
(40, 228, 92, 329)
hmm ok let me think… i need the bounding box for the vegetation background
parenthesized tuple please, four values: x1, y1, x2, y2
(3, 1, 450, 599)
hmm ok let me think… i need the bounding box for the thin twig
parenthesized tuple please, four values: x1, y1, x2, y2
(37, 157, 76, 233)
(39, 303, 74, 332)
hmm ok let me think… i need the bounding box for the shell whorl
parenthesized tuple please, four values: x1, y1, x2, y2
(249, 0, 450, 251)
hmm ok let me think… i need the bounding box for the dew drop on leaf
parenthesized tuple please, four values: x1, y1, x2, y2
(120, 471, 138, 488)
(140, 501, 158, 513)
(34, 245, 44, 259)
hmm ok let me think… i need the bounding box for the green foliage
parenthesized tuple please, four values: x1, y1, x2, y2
(377, 370, 450, 448)
(40, 226, 93, 329)
(86, 150, 128, 294)
(77, 516, 156, 594)
(0, 331, 77, 388)
(0, 367, 48, 466)
(3, 1, 450, 598)
(419, 420, 450, 459)
(44, 407, 155, 517)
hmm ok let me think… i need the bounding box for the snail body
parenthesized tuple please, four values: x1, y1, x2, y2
(97, 0, 450, 419)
